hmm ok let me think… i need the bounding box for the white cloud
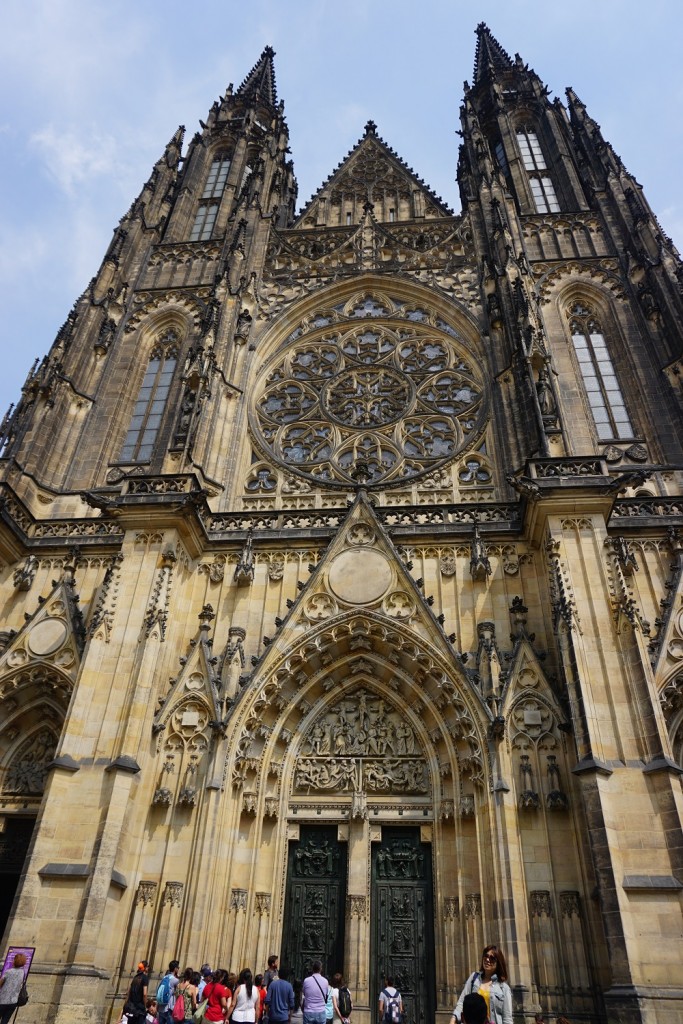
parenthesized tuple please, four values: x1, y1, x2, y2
(29, 124, 120, 196)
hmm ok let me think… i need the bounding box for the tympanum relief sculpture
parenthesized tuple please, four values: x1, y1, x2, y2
(294, 689, 428, 795)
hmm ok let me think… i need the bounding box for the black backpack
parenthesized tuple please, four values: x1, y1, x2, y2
(337, 987, 352, 1018)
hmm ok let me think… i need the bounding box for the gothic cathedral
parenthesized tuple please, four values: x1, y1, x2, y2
(0, 25, 681, 1024)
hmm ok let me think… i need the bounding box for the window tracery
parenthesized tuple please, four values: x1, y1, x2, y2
(120, 329, 179, 463)
(567, 303, 634, 441)
(190, 152, 232, 241)
(516, 127, 560, 213)
(251, 298, 487, 488)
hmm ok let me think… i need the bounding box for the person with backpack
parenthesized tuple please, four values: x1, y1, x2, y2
(378, 976, 402, 1024)
(173, 969, 199, 1024)
(157, 961, 180, 1024)
(450, 945, 512, 1024)
(332, 975, 352, 1024)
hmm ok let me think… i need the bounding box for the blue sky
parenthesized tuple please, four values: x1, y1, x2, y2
(1, 0, 682, 419)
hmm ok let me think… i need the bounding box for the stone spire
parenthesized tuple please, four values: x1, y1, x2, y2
(472, 22, 514, 84)
(236, 45, 277, 107)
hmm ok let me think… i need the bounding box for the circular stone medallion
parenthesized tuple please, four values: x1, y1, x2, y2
(328, 548, 392, 605)
(28, 618, 68, 656)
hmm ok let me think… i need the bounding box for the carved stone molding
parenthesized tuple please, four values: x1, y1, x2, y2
(439, 553, 456, 577)
(444, 896, 459, 920)
(465, 893, 481, 919)
(162, 881, 184, 908)
(440, 799, 455, 820)
(347, 894, 367, 919)
(255, 892, 271, 916)
(230, 888, 248, 912)
(459, 795, 475, 818)
(264, 797, 279, 818)
(560, 891, 581, 918)
(530, 890, 553, 917)
(135, 880, 157, 907)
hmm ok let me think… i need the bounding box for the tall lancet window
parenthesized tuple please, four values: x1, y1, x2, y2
(190, 152, 231, 241)
(120, 330, 179, 462)
(568, 303, 634, 440)
(516, 127, 560, 213)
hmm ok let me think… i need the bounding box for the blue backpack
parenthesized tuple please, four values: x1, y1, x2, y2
(156, 975, 172, 1005)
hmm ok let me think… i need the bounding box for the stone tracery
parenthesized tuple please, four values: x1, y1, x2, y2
(251, 295, 487, 487)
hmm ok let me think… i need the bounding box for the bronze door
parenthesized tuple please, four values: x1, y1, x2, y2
(371, 828, 435, 1024)
(281, 825, 347, 981)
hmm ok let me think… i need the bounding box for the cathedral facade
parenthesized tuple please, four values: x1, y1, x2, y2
(0, 25, 681, 1024)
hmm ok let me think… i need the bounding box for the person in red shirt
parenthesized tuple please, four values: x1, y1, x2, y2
(254, 975, 267, 1022)
(203, 969, 231, 1022)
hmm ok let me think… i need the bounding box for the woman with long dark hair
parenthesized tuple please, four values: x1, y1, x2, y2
(175, 968, 199, 1024)
(230, 969, 260, 1023)
(204, 968, 232, 1022)
(451, 945, 512, 1024)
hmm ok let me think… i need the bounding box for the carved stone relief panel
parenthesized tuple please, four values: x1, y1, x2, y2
(293, 689, 429, 796)
(3, 728, 58, 795)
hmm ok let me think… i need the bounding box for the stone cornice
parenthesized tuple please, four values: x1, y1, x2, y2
(1, 473, 682, 556)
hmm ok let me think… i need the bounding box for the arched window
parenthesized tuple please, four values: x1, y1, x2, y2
(202, 153, 231, 199)
(120, 330, 178, 462)
(190, 152, 231, 241)
(516, 127, 560, 213)
(568, 303, 634, 440)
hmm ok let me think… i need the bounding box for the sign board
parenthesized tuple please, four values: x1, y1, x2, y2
(1, 946, 35, 982)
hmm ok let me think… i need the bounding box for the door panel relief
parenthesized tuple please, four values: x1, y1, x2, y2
(282, 826, 348, 981)
(372, 829, 435, 1024)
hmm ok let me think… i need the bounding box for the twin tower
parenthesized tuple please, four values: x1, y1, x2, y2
(0, 25, 682, 1024)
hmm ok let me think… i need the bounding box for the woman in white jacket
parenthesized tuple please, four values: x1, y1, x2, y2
(451, 945, 512, 1024)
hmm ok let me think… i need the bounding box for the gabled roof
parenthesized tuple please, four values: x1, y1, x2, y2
(473, 22, 514, 85)
(236, 45, 277, 107)
(295, 120, 454, 225)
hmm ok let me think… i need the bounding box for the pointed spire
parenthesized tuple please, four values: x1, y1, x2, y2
(473, 23, 514, 84)
(565, 87, 585, 113)
(163, 125, 185, 167)
(236, 45, 277, 107)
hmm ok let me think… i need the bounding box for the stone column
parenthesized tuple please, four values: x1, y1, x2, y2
(229, 888, 249, 966)
(464, 893, 482, 970)
(559, 892, 590, 994)
(254, 893, 272, 975)
(442, 896, 460, 1010)
(529, 891, 555, 1003)
(346, 815, 370, 1007)
(153, 882, 184, 975)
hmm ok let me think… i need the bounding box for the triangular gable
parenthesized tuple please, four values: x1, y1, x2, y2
(502, 635, 567, 730)
(247, 491, 475, 694)
(651, 556, 683, 683)
(294, 123, 454, 227)
(152, 606, 222, 738)
(0, 565, 85, 690)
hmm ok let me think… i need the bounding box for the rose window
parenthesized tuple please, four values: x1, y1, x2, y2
(251, 316, 487, 487)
